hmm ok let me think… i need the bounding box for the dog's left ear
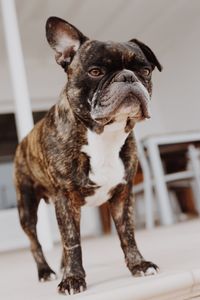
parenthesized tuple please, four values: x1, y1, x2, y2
(46, 16, 88, 70)
(129, 39, 162, 72)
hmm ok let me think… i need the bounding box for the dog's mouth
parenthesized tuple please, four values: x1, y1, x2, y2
(91, 81, 151, 125)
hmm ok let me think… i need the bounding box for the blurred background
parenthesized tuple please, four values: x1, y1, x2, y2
(0, 0, 200, 252)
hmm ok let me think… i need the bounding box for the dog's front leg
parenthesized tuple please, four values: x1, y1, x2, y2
(55, 193, 86, 295)
(109, 185, 159, 276)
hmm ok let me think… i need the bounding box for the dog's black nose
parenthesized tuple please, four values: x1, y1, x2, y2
(114, 70, 138, 83)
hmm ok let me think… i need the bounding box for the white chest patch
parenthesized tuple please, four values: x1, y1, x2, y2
(82, 121, 129, 206)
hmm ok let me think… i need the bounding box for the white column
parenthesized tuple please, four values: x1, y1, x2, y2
(0, 0, 33, 140)
(1, 0, 53, 251)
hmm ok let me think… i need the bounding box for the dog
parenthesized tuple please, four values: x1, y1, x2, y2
(14, 16, 162, 295)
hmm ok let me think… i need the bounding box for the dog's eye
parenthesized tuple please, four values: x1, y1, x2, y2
(140, 68, 151, 77)
(88, 68, 104, 77)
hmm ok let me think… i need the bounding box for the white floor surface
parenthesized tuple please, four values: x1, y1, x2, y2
(0, 219, 200, 300)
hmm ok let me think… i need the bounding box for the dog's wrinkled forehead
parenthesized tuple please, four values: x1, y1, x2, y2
(72, 40, 149, 71)
(46, 17, 162, 73)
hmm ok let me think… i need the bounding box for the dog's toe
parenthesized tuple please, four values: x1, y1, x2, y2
(144, 266, 159, 276)
(64, 289, 69, 296)
(131, 261, 159, 277)
(38, 267, 57, 282)
(58, 276, 86, 295)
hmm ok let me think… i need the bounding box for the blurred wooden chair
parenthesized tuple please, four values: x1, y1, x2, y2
(133, 137, 200, 229)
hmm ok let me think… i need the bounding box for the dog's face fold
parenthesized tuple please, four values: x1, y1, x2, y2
(46, 17, 162, 129)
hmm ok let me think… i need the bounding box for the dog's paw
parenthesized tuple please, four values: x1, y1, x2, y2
(38, 267, 57, 282)
(58, 276, 86, 295)
(131, 261, 159, 277)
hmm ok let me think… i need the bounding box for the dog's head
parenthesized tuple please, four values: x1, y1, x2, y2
(46, 17, 162, 132)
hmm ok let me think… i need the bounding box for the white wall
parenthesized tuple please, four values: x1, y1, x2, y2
(1, 0, 200, 138)
(0, 60, 65, 113)
(136, 16, 200, 139)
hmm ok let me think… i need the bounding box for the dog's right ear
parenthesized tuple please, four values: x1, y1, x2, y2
(46, 17, 88, 70)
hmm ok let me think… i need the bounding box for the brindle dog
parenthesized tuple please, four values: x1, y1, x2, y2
(14, 17, 162, 295)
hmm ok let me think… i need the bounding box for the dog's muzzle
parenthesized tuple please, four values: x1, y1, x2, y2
(91, 69, 151, 122)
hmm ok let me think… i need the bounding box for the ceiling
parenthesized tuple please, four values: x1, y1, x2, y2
(1, 0, 200, 62)
(0, 0, 200, 112)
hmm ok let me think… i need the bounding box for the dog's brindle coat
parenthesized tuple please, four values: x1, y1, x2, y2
(14, 17, 162, 295)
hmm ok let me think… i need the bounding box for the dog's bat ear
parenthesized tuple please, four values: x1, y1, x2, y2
(46, 17, 88, 70)
(129, 39, 162, 72)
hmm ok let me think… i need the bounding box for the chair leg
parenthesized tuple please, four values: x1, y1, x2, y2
(143, 171, 154, 229)
(99, 203, 111, 234)
(188, 145, 200, 213)
(135, 136, 155, 229)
